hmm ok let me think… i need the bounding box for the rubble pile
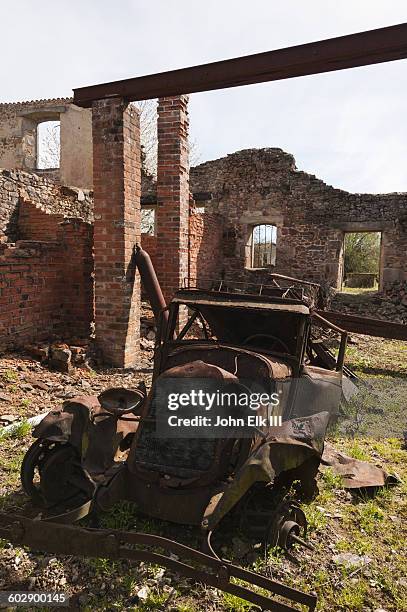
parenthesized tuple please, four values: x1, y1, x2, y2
(24, 340, 90, 373)
(21, 304, 157, 373)
(332, 288, 407, 325)
(384, 280, 407, 309)
(140, 316, 156, 350)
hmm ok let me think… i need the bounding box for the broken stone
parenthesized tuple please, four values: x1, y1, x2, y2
(0, 392, 12, 402)
(154, 568, 165, 582)
(21, 383, 33, 392)
(23, 376, 49, 391)
(140, 338, 154, 350)
(146, 330, 156, 341)
(79, 379, 92, 391)
(232, 537, 251, 559)
(49, 345, 72, 373)
(332, 552, 371, 569)
(136, 586, 150, 601)
(0, 414, 19, 424)
(24, 344, 49, 361)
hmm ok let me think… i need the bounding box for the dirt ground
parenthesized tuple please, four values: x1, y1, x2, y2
(0, 336, 406, 611)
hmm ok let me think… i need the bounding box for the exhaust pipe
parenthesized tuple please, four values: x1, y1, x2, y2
(134, 245, 169, 325)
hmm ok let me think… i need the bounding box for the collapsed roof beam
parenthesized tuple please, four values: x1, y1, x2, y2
(73, 23, 407, 107)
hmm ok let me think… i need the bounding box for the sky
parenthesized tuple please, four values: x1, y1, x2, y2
(1, 1, 407, 194)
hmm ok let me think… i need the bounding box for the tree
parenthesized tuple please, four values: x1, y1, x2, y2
(344, 232, 381, 274)
(134, 99, 201, 177)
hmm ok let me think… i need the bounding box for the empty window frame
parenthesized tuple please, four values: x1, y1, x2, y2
(141, 206, 156, 235)
(36, 120, 61, 169)
(249, 224, 277, 268)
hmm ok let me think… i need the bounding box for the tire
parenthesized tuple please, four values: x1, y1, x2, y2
(20, 439, 53, 505)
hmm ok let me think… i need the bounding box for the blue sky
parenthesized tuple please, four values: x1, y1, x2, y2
(1, 1, 407, 193)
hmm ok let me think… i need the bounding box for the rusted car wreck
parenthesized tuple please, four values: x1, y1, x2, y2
(0, 249, 359, 611)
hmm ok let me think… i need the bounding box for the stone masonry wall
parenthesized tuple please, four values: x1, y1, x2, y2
(0, 98, 93, 189)
(0, 168, 93, 242)
(190, 148, 407, 290)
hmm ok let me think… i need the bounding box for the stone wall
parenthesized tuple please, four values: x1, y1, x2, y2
(190, 148, 407, 290)
(0, 168, 93, 242)
(0, 98, 93, 189)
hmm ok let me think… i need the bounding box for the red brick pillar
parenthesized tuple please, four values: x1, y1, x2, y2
(92, 99, 141, 367)
(155, 96, 190, 312)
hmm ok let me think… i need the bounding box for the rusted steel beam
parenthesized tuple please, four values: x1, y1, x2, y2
(314, 310, 407, 340)
(73, 23, 407, 107)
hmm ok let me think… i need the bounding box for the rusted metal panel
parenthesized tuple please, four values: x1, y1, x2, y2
(73, 23, 407, 106)
(321, 443, 398, 489)
(172, 294, 310, 314)
(314, 309, 407, 340)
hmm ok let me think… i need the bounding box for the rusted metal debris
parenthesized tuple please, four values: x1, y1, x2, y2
(73, 23, 407, 106)
(321, 443, 398, 490)
(314, 309, 407, 341)
(0, 513, 316, 611)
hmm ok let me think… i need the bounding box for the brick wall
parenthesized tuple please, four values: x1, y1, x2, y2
(92, 99, 141, 368)
(155, 96, 190, 306)
(140, 208, 223, 292)
(0, 215, 93, 350)
(59, 219, 94, 337)
(0, 242, 62, 349)
(190, 148, 407, 290)
(140, 234, 158, 269)
(18, 198, 64, 241)
(189, 210, 223, 285)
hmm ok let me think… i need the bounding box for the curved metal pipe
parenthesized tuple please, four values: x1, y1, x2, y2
(134, 245, 169, 326)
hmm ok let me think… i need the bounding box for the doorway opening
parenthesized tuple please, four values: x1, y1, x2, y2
(342, 231, 381, 293)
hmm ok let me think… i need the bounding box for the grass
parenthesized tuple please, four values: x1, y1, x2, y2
(340, 285, 379, 295)
(2, 369, 17, 383)
(321, 467, 343, 490)
(0, 418, 31, 441)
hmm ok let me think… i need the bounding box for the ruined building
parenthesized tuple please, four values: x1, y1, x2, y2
(0, 96, 406, 364)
